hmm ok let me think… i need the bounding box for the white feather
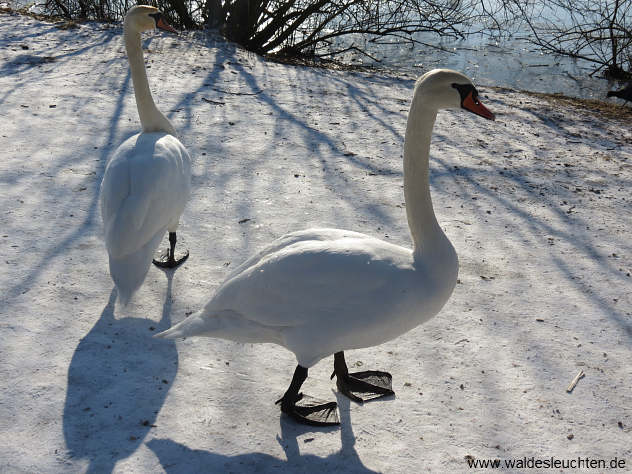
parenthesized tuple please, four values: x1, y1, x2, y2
(101, 133, 191, 304)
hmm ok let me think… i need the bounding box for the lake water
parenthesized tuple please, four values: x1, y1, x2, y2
(334, 30, 621, 101)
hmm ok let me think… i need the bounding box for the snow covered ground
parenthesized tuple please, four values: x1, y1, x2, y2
(1, 10, 631, 473)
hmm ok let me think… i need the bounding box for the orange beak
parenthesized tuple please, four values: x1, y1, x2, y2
(462, 92, 495, 121)
(156, 17, 179, 35)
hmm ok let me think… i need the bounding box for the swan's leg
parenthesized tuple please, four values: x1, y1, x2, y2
(330, 351, 394, 403)
(275, 365, 339, 426)
(153, 232, 189, 268)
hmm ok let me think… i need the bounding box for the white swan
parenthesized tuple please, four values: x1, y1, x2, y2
(100, 6, 192, 305)
(157, 69, 495, 425)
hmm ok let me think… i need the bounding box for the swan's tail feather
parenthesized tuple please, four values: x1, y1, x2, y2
(116, 283, 134, 307)
(155, 310, 284, 345)
(108, 230, 165, 305)
(154, 311, 214, 339)
(153, 327, 178, 339)
(109, 254, 151, 306)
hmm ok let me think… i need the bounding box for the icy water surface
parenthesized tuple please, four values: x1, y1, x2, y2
(336, 30, 621, 101)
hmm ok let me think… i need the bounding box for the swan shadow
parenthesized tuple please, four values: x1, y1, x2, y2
(146, 392, 377, 473)
(62, 279, 178, 473)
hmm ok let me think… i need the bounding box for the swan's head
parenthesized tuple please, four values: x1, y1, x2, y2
(413, 69, 495, 120)
(124, 5, 178, 35)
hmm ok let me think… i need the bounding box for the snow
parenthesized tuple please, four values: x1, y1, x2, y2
(1, 10, 631, 473)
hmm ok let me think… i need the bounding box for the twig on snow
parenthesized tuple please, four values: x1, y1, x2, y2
(566, 370, 585, 393)
(202, 97, 225, 105)
(212, 88, 262, 96)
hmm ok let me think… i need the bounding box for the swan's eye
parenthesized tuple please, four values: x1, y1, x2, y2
(452, 83, 476, 105)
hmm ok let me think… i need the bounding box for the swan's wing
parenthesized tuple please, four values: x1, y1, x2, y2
(205, 231, 413, 328)
(223, 228, 369, 281)
(100, 150, 132, 237)
(100, 133, 191, 259)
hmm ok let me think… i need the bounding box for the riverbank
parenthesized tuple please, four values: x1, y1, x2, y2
(1, 10, 630, 473)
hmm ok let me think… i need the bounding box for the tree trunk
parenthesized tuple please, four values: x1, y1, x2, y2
(168, 0, 196, 29)
(204, 0, 225, 28)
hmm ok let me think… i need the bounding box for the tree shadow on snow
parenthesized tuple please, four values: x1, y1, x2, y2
(62, 278, 178, 473)
(147, 394, 378, 473)
(3, 62, 131, 306)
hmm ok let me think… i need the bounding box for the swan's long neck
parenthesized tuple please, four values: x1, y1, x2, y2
(123, 23, 176, 136)
(403, 98, 451, 261)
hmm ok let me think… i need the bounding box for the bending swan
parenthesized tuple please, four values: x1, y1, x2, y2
(100, 6, 192, 305)
(157, 69, 495, 425)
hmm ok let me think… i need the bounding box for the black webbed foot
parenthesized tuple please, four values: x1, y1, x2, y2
(152, 231, 189, 269)
(276, 365, 340, 426)
(276, 393, 339, 426)
(331, 352, 394, 403)
(152, 249, 189, 268)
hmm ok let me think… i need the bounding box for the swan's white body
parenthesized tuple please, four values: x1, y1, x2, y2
(158, 69, 490, 368)
(101, 133, 190, 303)
(100, 7, 191, 304)
(161, 228, 456, 367)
